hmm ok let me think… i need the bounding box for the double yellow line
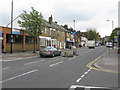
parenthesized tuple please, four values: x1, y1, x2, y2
(87, 50, 118, 74)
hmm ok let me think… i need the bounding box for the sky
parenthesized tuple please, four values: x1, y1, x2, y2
(0, 0, 119, 37)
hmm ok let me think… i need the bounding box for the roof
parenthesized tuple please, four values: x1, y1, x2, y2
(44, 20, 67, 32)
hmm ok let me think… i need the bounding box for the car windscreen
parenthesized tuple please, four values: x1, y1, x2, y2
(43, 47, 52, 50)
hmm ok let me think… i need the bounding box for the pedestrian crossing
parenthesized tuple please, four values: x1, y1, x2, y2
(69, 85, 118, 90)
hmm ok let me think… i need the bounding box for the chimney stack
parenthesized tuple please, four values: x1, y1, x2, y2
(49, 15, 53, 24)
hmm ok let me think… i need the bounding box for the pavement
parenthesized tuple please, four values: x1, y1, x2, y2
(1, 47, 119, 73)
(1, 51, 40, 61)
(0, 48, 82, 61)
(94, 47, 119, 73)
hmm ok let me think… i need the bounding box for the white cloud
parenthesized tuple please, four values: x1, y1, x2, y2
(0, 0, 119, 37)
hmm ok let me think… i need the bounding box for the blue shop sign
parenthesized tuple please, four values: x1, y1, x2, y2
(0, 31, 2, 37)
(72, 32, 77, 35)
(12, 31, 20, 34)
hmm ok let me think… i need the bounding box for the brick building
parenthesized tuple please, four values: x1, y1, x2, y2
(0, 16, 73, 53)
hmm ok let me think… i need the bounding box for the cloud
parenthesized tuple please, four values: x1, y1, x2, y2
(0, 0, 119, 37)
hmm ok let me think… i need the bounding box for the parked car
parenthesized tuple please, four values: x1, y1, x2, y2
(39, 46, 61, 57)
(95, 43, 99, 47)
(106, 42, 113, 48)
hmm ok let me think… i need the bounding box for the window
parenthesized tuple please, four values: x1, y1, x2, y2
(26, 36, 34, 44)
(50, 28, 52, 36)
(57, 41, 59, 46)
(40, 38, 45, 46)
(6, 34, 23, 43)
(62, 32, 65, 36)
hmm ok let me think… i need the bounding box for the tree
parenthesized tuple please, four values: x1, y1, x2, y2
(18, 7, 46, 53)
(110, 27, 120, 41)
(86, 29, 100, 40)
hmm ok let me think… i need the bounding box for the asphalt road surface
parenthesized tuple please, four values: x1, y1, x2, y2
(1, 46, 118, 89)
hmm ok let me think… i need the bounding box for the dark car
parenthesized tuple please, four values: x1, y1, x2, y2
(39, 46, 61, 57)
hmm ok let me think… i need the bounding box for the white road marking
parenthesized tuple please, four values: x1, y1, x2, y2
(76, 78, 82, 82)
(49, 61, 64, 67)
(68, 57, 74, 60)
(0, 67, 10, 70)
(69, 85, 110, 90)
(24, 60, 45, 65)
(81, 75, 85, 78)
(2, 56, 38, 62)
(0, 69, 38, 83)
(76, 68, 91, 83)
(68, 56, 77, 61)
(84, 72, 88, 75)
(81, 54, 84, 56)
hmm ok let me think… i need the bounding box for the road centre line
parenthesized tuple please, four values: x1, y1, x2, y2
(2, 56, 39, 62)
(24, 60, 45, 65)
(49, 61, 64, 67)
(68, 56, 77, 60)
(81, 54, 84, 56)
(0, 67, 10, 70)
(76, 68, 92, 82)
(0, 69, 38, 83)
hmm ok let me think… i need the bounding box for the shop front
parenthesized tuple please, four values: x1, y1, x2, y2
(66, 38, 75, 49)
(39, 36, 51, 48)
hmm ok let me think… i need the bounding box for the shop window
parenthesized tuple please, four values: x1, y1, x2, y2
(26, 36, 34, 44)
(6, 34, 23, 43)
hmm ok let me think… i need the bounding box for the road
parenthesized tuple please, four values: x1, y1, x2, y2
(1, 46, 118, 89)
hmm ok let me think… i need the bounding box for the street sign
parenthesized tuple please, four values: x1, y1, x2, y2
(114, 36, 118, 41)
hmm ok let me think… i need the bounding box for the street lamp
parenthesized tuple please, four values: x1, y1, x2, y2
(107, 20, 114, 30)
(107, 19, 115, 49)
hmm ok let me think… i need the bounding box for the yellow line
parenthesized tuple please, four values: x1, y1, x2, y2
(87, 50, 118, 74)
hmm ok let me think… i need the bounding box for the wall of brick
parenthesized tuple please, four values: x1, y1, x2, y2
(6, 44, 23, 52)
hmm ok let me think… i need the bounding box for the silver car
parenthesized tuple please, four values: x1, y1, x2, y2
(39, 46, 61, 57)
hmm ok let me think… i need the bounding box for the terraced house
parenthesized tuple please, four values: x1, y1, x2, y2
(0, 15, 73, 53)
(39, 15, 67, 49)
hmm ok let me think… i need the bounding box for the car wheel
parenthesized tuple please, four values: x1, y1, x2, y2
(52, 53, 55, 57)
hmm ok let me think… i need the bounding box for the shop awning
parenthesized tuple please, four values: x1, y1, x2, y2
(39, 36, 51, 40)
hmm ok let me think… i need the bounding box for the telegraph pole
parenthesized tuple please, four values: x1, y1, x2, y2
(10, 0, 13, 54)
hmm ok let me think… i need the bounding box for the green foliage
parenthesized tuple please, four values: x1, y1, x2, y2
(18, 7, 46, 38)
(87, 29, 100, 40)
(110, 27, 120, 40)
(18, 7, 46, 52)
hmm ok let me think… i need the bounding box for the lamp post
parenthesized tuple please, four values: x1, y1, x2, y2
(73, 20, 76, 46)
(107, 20, 114, 44)
(107, 20, 114, 30)
(10, 0, 13, 54)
